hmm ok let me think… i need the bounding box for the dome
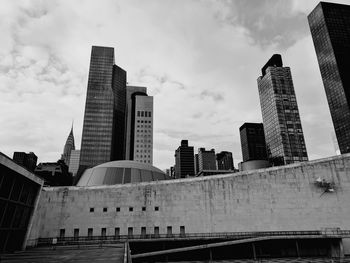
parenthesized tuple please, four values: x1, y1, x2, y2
(77, 160, 170, 186)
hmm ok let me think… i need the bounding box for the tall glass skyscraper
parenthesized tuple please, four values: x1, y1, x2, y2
(79, 46, 126, 173)
(257, 54, 308, 166)
(308, 2, 350, 154)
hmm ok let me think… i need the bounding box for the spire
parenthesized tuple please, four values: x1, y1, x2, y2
(61, 123, 75, 166)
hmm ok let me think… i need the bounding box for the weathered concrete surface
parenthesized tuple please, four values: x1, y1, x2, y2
(29, 154, 350, 242)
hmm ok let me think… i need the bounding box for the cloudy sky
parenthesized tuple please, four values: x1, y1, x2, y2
(0, 0, 348, 170)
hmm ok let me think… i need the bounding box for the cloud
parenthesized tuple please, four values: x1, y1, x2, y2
(0, 0, 346, 171)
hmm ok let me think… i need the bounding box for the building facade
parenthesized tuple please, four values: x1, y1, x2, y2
(12, 152, 38, 172)
(68, 150, 80, 177)
(123, 86, 154, 165)
(0, 152, 43, 252)
(257, 54, 308, 166)
(239, 123, 267, 162)
(61, 126, 75, 166)
(198, 148, 216, 172)
(216, 151, 234, 170)
(79, 46, 126, 173)
(174, 140, 195, 178)
(308, 2, 350, 154)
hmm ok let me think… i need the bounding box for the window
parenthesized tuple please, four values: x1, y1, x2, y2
(142, 207, 146, 211)
(116, 207, 120, 212)
(115, 227, 120, 238)
(137, 111, 140, 117)
(167, 226, 172, 237)
(129, 207, 133, 212)
(180, 226, 185, 237)
(88, 228, 93, 238)
(103, 207, 107, 212)
(141, 111, 144, 117)
(154, 206, 159, 211)
(141, 227, 146, 237)
(90, 207, 94, 212)
(59, 229, 65, 239)
(154, 227, 159, 237)
(128, 227, 133, 237)
(149, 112, 152, 117)
(101, 228, 106, 237)
(74, 228, 79, 240)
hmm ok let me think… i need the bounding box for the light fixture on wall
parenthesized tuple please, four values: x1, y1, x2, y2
(315, 177, 335, 196)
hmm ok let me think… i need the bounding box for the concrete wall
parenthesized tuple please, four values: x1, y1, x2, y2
(29, 154, 350, 241)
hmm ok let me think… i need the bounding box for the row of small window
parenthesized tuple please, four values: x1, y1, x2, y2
(136, 129, 151, 133)
(136, 144, 152, 148)
(137, 111, 152, 117)
(89, 206, 159, 212)
(135, 159, 152, 164)
(136, 150, 151, 153)
(59, 226, 185, 238)
(137, 120, 151, 123)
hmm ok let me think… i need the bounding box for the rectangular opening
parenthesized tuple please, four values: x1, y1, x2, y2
(115, 227, 120, 239)
(180, 226, 185, 237)
(128, 227, 133, 238)
(154, 227, 159, 238)
(59, 229, 65, 239)
(90, 207, 94, 212)
(88, 228, 93, 239)
(101, 228, 106, 238)
(73, 228, 79, 241)
(142, 206, 146, 211)
(141, 227, 146, 238)
(129, 207, 133, 212)
(155, 206, 159, 211)
(116, 207, 120, 212)
(103, 207, 107, 212)
(167, 226, 172, 237)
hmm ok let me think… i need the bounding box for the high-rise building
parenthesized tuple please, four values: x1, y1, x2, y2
(257, 54, 308, 166)
(194, 154, 199, 175)
(239, 123, 267, 162)
(308, 2, 350, 154)
(79, 46, 127, 173)
(198, 148, 216, 172)
(174, 140, 195, 178)
(68, 150, 80, 177)
(12, 152, 38, 172)
(61, 125, 75, 166)
(216, 151, 234, 170)
(125, 86, 153, 164)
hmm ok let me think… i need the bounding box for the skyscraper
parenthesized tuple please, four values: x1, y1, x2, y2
(68, 150, 80, 177)
(308, 2, 350, 154)
(216, 151, 234, 170)
(125, 86, 153, 164)
(12, 152, 38, 172)
(198, 148, 217, 172)
(239, 123, 267, 162)
(61, 125, 75, 166)
(79, 46, 126, 173)
(174, 140, 195, 178)
(257, 54, 308, 166)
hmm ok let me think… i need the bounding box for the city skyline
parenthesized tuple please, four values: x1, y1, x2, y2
(1, 0, 349, 170)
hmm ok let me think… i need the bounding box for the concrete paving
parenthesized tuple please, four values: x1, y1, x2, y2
(0, 245, 125, 263)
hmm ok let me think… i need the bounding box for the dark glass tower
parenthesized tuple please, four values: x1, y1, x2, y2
(239, 123, 267, 162)
(174, 140, 195, 178)
(216, 151, 234, 170)
(308, 2, 350, 154)
(257, 54, 308, 166)
(79, 46, 126, 173)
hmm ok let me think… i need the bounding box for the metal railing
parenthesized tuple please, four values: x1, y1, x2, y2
(32, 229, 350, 247)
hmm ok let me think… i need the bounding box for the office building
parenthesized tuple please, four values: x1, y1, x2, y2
(68, 150, 80, 177)
(61, 126, 75, 166)
(194, 154, 199, 175)
(174, 140, 195, 178)
(125, 86, 153, 164)
(198, 148, 216, 172)
(257, 54, 308, 166)
(12, 152, 38, 172)
(308, 2, 350, 154)
(216, 151, 234, 170)
(79, 46, 127, 174)
(239, 123, 267, 162)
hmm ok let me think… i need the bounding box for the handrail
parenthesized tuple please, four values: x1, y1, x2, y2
(33, 229, 350, 247)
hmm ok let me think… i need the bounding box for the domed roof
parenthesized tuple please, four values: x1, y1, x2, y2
(77, 160, 170, 186)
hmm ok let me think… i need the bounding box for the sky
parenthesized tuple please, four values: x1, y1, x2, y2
(0, 0, 348, 170)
